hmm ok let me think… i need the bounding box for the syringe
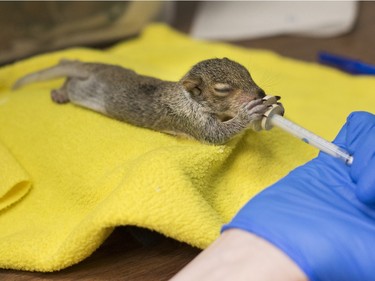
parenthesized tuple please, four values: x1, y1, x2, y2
(258, 96, 354, 166)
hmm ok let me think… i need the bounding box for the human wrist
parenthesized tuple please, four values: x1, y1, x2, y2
(171, 228, 307, 281)
(219, 229, 307, 281)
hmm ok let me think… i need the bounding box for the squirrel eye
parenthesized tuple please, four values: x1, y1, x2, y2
(214, 83, 233, 96)
(191, 87, 201, 96)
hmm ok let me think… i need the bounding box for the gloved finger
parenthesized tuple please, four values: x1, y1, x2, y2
(353, 131, 375, 206)
(331, 114, 350, 148)
(355, 156, 375, 206)
(350, 121, 375, 183)
(339, 111, 375, 152)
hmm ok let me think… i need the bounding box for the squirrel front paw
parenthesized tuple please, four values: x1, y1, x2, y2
(238, 99, 269, 123)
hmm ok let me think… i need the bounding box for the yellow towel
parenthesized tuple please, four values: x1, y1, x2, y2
(0, 24, 374, 272)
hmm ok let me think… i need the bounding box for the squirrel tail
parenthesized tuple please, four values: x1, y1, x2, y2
(12, 59, 89, 90)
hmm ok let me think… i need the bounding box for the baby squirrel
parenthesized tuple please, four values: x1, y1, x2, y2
(13, 58, 279, 144)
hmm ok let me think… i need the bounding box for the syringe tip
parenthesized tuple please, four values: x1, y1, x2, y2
(346, 155, 354, 166)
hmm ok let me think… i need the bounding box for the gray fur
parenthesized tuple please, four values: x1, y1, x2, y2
(13, 58, 272, 144)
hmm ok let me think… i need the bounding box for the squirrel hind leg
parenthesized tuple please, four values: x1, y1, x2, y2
(51, 89, 70, 104)
(51, 80, 70, 104)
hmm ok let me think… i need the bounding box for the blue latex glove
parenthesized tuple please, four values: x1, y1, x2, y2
(222, 111, 375, 281)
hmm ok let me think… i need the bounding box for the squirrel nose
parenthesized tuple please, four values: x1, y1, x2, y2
(256, 88, 266, 99)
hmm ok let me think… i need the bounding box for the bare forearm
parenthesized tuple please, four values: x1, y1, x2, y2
(170, 229, 307, 281)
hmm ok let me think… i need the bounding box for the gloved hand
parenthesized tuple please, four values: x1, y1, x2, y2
(222, 111, 375, 281)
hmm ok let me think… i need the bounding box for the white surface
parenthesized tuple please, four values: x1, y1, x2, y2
(191, 1, 359, 40)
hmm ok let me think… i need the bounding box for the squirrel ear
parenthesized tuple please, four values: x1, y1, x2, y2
(182, 77, 202, 96)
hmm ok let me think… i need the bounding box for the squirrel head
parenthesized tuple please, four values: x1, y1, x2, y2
(180, 58, 265, 121)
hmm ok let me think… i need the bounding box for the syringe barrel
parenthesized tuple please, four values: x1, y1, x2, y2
(269, 114, 353, 165)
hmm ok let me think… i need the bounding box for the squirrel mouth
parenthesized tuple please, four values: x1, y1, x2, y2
(218, 113, 235, 122)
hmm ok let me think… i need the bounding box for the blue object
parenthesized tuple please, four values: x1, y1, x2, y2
(318, 52, 375, 75)
(223, 111, 375, 281)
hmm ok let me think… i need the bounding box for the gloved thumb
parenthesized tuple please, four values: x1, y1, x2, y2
(334, 111, 375, 150)
(347, 112, 375, 205)
(352, 132, 375, 205)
